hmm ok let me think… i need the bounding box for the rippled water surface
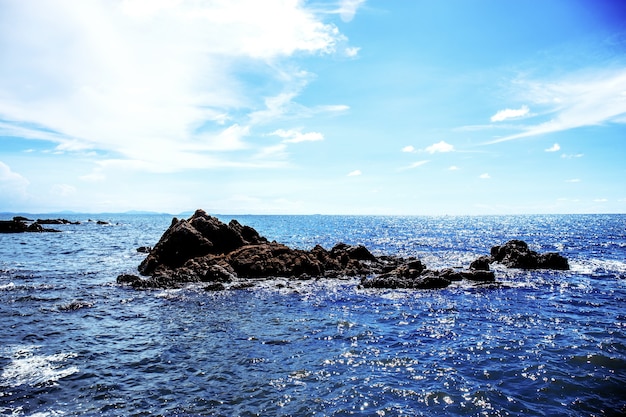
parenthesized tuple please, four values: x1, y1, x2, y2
(1, 214, 625, 416)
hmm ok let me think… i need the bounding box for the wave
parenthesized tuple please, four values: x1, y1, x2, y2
(0, 345, 79, 389)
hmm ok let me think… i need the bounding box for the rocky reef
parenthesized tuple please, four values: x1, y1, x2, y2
(118, 209, 569, 291)
(0, 217, 62, 233)
(0, 217, 113, 234)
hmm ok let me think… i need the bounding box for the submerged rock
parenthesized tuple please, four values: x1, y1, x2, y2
(119, 210, 518, 291)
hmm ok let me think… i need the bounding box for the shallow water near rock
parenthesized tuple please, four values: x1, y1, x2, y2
(1, 214, 625, 416)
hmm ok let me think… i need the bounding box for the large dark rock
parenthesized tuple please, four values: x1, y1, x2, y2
(138, 209, 269, 276)
(124, 210, 402, 288)
(537, 252, 570, 270)
(488, 239, 569, 270)
(138, 218, 214, 274)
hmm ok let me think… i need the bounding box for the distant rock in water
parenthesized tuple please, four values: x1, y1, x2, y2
(0, 217, 61, 233)
(119, 209, 499, 290)
(36, 218, 80, 225)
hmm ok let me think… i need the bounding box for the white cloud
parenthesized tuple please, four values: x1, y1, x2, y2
(545, 143, 560, 152)
(195, 124, 250, 151)
(561, 153, 584, 159)
(50, 183, 76, 197)
(0, 161, 29, 191)
(79, 170, 106, 182)
(0, 0, 354, 172)
(566, 178, 581, 183)
(490, 105, 530, 122)
(312, 104, 350, 113)
(337, 0, 366, 22)
(399, 160, 429, 171)
(479, 173, 491, 179)
(347, 169, 362, 176)
(345, 47, 361, 57)
(448, 165, 459, 171)
(487, 68, 626, 143)
(270, 129, 324, 144)
(0, 161, 30, 207)
(594, 198, 608, 202)
(425, 141, 454, 154)
(253, 144, 289, 163)
(401, 145, 415, 153)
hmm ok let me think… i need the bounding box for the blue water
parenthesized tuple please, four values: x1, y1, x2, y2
(1, 214, 625, 416)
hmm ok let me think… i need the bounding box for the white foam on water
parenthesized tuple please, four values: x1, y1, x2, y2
(0, 406, 67, 417)
(1, 345, 79, 388)
(570, 258, 626, 276)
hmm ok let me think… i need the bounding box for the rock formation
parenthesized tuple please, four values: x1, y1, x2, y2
(119, 210, 502, 290)
(118, 210, 570, 291)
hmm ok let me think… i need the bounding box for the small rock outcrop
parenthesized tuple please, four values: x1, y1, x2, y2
(119, 210, 502, 290)
(488, 239, 569, 270)
(36, 218, 80, 225)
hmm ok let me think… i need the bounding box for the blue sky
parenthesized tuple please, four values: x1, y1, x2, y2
(1, 0, 625, 214)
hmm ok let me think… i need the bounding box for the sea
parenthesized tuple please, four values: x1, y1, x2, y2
(0, 213, 625, 417)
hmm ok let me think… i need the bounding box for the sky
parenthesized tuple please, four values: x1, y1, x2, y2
(1, 0, 625, 215)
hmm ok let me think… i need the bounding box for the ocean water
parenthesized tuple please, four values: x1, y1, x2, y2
(0, 214, 625, 416)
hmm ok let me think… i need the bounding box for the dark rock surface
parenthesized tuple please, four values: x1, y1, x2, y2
(138, 210, 268, 276)
(119, 210, 508, 290)
(488, 239, 569, 270)
(469, 255, 491, 271)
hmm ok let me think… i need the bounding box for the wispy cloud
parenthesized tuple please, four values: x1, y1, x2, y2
(487, 68, 626, 144)
(545, 143, 560, 152)
(51, 183, 76, 197)
(402, 145, 415, 153)
(479, 173, 491, 179)
(424, 141, 454, 154)
(336, 0, 366, 22)
(0, 161, 29, 190)
(269, 129, 324, 144)
(0, 0, 354, 173)
(561, 153, 584, 159)
(490, 105, 530, 122)
(0, 161, 30, 205)
(448, 165, 459, 171)
(399, 160, 429, 171)
(347, 169, 362, 176)
(566, 178, 581, 183)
